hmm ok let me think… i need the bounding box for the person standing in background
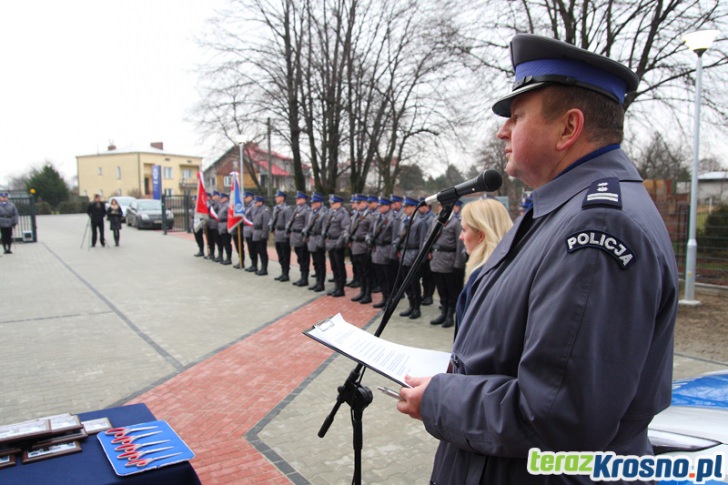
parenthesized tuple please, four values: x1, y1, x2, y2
(106, 198, 123, 247)
(87, 194, 106, 248)
(429, 200, 463, 328)
(0, 192, 19, 254)
(460, 198, 514, 281)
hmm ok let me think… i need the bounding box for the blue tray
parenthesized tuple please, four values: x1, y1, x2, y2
(97, 420, 194, 476)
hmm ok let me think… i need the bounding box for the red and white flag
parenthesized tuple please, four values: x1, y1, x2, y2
(193, 172, 209, 231)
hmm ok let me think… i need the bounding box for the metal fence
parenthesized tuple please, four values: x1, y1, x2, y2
(7, 194, 37, 243)
(657, 200, 728, 287)
(161, 194, 192, 234)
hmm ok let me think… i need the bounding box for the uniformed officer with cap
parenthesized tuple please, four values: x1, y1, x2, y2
(322, 194, 350, 297)
(416, 198, 436, 305)
(243, 191, 258, 272)
(367, 196, 396, 308)
(397, 196, 428, 319)
(429, 198, 462, 328)
(217, 192, 233, 265)
(397, 34, 678, 485)
(349, 194, 373, 304)
(206, 191, 220, 261)
(252, 195, 270, 275)
(270, 190, 292, 281)
(288, 191, 312, 287)
(305, 192, 329, 292)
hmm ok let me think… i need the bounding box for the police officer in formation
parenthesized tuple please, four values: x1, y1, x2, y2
(417, 199, 437, 305)
(367, 196, 397, 308)
(288, 191, 311, 287)
(304, 192, 328, 292)
(270, 190, 292, 281)
(216, 192, 233, 265)
(397, 196, 428, 319)
(349, 195, 373, 304)
(205, 191, 220, 261)
(322, 194, 350, 297)
(243, 191, 257, 272)
(428, 199, 462, 328)
(251, 195, 270, 275)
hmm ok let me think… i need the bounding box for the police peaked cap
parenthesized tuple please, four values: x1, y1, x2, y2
(390, 194, 403, 203)
(492, 34, 639, 117)
(219, 192, 229, 199)
(295, 191, 308, 199)
(244, 191, 254, 198)
(254, 195, 265, 202)
(213, 191, 220, 196)
(403, 196, 419, 207)
(311, 192, 325, 203)
(367, 195, 378, 203)
(275, 190, 287, 198)
(378, 196, 391, 206)
(329, 194, 344, 203)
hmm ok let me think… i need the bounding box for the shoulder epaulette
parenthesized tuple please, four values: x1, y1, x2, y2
(583, 177, 622, 209)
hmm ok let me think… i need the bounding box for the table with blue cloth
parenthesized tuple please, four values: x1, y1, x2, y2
(0, 403, 200, 485)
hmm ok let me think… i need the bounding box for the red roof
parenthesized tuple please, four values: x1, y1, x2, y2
(255, 160, 290, 176)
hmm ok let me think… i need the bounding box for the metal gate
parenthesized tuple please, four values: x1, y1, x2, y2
(7, 193, 37, 243)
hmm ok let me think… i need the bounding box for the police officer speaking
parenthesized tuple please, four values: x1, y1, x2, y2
(396, 34, 679, 485)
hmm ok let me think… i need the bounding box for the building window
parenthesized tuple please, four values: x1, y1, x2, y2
(182, 169, 192, 180)
(117, 188, 122, 196)
(163, 167, 173, 179)
(116, 166, 121, 180)
(223, 175, 232, 188)
(98, 167, 103, 176)
(99, 189, 104, 196)
(164, 188, 173, 196)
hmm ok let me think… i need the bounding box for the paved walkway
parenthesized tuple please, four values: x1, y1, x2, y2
(1, 214, 726, 484)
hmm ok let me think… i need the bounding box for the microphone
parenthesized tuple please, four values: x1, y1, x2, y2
(424, 170, 503, 205)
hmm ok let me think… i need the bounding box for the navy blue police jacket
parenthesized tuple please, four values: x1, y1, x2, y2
(421, 147, 679, 484)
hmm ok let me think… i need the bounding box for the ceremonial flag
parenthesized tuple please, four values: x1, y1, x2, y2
(228, 172, 253, 231)
(193, 172, 209, 232)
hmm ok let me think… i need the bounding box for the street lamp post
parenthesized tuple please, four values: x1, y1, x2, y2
(236, 136, 245, 188)
(680, 29, 719, 306)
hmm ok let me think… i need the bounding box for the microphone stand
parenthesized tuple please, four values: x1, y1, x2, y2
(317, 202, 455, 485)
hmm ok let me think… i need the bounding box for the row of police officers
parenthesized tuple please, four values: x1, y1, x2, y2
(194, 189, 466, 328)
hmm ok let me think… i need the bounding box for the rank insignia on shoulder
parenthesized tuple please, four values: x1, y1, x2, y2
(565, 231, 636, 269)
(583, 177, 622, 209)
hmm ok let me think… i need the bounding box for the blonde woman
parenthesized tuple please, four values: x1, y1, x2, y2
(459, 198, 513, 281)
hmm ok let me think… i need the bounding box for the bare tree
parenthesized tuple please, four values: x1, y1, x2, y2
(457, 0, 728, 130)
(636, 131, 690, 181)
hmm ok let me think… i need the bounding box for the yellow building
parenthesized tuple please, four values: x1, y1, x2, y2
(76, 142, 202, 199)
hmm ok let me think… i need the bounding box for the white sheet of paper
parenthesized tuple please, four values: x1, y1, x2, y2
(305, 313, 451, 387)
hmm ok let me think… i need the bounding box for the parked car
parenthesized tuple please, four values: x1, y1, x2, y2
(105, 196, 137, 222)
(126, 199, 174, 230)
(649, 370, 728, 484)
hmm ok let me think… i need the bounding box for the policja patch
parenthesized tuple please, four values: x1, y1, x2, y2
(565, 230, 636, 269)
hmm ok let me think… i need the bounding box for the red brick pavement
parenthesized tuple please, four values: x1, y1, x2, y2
(131, 232, 377, 483)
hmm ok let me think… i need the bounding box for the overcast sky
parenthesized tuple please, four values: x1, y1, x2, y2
(0, 0, 227, 187)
